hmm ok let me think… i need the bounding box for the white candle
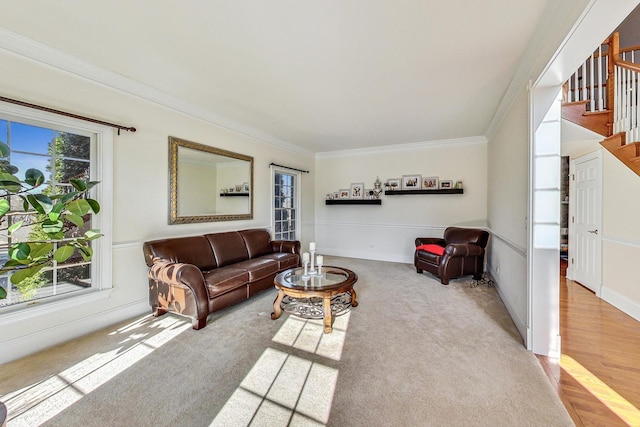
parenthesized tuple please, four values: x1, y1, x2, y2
(316, 255, 323, 265)
(302, 252, 310, 262)
(309, 242, 316, 251)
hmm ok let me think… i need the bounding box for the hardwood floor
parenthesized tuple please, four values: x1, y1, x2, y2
(537, 262, 640, 426)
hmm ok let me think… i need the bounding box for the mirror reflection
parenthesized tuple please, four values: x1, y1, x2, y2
(169, 136, 253, 224)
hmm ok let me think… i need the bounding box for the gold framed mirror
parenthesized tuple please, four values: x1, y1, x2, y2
(169, 136, 253, 224)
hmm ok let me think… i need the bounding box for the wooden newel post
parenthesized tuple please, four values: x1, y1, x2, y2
(606, 33, 619, 136)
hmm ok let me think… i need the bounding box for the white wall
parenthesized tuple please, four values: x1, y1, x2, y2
(0, 48, 315, 363)
(486, 89, 529, 338)
(315, 139, 487, 263)
(601, 152, 640, 321)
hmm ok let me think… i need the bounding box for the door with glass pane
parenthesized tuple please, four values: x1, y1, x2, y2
(273, 169, 299, 240)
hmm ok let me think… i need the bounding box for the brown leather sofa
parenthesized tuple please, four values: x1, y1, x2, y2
(143, 228, 300, 329)
(414, 227, 489, 285)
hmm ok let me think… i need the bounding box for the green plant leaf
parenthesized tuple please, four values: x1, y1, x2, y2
(0, 172, 22, 192)
(0, 198, 10, 217)
(32, 193, 53, 213)
(26, 194, 55, 214)
(42, 219, 64, 234)
(24, 168, 45, 187)
(67, 199, 91, 216)
(2, 259, 28, 267)
(0, 164, 19, 175)
(0, 141, 9, 158)
(64, 213, 84, 228)
(69, 179, 87, 191)
(84, 229, 103, 240)
(48, 203, 65, 221)
(77, 245, 93, 261)
(30, 242, 54, 259)
(10, 243, 31, 260)
(54, 245, 75, 263)
(8, 220, 23, 234)
(20, 196, 29, 211)
(10, 264, 46, 284)
(86, 198, 100, 214)
(0, 286, 6, 299)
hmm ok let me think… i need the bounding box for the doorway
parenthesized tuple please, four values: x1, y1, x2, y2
(569, 151, 603, 294)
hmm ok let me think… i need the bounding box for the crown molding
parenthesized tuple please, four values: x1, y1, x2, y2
(315, 135, 487, 159)
(0, 27, 315, 159)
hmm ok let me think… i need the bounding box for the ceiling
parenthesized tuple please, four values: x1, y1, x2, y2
(0, 1, 553, 153)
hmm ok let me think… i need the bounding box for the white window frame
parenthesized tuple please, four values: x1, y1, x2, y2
(271, 166, 301, 241)
(0, 101, 113, 323)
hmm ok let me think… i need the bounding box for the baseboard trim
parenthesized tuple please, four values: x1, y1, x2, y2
(321, 247, 413, 264)
(491, 277, 527, 342)
(1, 299, 149, 364)
(600, 286, 640, 323)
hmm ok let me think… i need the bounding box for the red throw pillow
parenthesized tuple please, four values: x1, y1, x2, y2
(416, 244, 445, 256)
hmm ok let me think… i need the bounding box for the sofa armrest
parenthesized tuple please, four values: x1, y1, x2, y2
(148, 260, 209, 328)
(445, 243, 484, 257)
(271, 240, 301, 255)
(415, 237, 445, 247)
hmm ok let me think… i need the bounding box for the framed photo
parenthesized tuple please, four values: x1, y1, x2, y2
(350, 182, 365, 199)
(440, 180, 453, 189)
(364, 188, 373, 199)
(242, 182, 250, 192)
(333, 191, 340, 199)
(402, 174, 422, 190)
(339, 189, 350, 199)
(387, 178, 401, 191)
(423, 176, 439, 189)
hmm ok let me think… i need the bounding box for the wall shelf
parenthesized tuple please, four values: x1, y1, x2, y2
(326, 199, 382, 205)
(384, 189, 463, 195)
(220, 192, 250, 197)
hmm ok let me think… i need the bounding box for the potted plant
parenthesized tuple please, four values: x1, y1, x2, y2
(0, 138, 102, 425)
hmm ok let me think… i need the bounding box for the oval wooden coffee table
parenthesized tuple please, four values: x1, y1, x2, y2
(271, 266, 358, 333)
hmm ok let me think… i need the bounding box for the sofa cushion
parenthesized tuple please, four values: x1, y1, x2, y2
(239, 228, 273, 259)
(205, 231, 250, 267)
(143, 236, 217, 270)
(416, 249, 441, 265)
(233, 258, 279, 282)
(203, 267, 249, 297)
(261, 252, 299, 270)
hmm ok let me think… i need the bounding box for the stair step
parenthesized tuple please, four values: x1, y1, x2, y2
(561, 101, 612, 136)
(600, 133, 640, 176)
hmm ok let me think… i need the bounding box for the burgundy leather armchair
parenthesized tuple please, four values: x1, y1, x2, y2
(414, 227, 489, 285)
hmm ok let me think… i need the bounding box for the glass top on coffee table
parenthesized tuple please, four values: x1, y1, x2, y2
(272, 266, 358, 333)
(276, 266, 357, 290)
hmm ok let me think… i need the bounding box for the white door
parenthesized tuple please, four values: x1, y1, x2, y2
(571, 151, 602, 293)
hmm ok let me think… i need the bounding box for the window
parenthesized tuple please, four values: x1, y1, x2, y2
(0, 109, 112, 312)
(273, 169, 299, 240)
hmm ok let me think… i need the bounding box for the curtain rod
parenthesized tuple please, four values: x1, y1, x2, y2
(269, 162, 309, 173)
(0, 95, 137, 135)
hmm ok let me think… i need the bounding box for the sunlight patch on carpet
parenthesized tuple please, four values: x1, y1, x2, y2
(210, 348, 338, 427)
(561, 354, 640, 425)
(272, 312, 350, 361)
(2, 315, 190, 426)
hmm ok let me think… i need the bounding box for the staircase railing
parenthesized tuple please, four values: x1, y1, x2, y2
(565, 33, 640, 142)
(564, 37, 611, 112)
(613, 43, 640, 143)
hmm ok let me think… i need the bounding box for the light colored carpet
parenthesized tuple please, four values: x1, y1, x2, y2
(0, 256, 573, 426)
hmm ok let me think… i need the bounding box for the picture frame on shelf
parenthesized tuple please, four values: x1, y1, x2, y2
(440, 180, 453, 189)
(402, 174, 422, 190)
(243, 182, 250, 192)
(333, 191, 340, 199)
(364, 188, 373, 199)
(387, 178, 401, 191)
(423, 176, 439, 189)
(339, 189, 350, 199)
(350, 182, 365, 199)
